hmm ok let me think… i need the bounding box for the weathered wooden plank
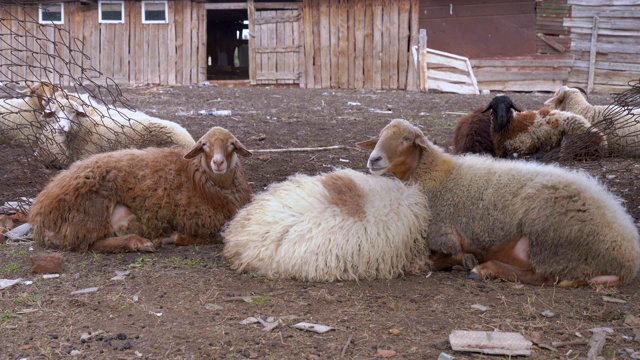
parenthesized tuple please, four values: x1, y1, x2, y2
(329, 0, 339, 88)
(203, 2, 300, 10)
(405, 0, 419, 91)
(347, 0, 355, 89)
(380, 0, 390, 89)
(302, 0, 313, 88)
(319, 2, 331, 87)
(587, 16, 599, 94)
(190, 4, 199, 84)
(470, 58, 574, 67)
(474, 68, 570, 82)
(397, 0, 410, 90)
(573, 60, 640, 72)
(99, 24, 114, 79)
(418, 29, 427, 92)
(570, 26, 640, 37)
(283, 10, 293, 84)
(568, 0, 640, 5)
(276, 10, 286, 84)
(570, 40, 640, 54)
(312, 0, 322, 88)
(428, 80, 477, 95)
(354, 0, 365, 89)
(570, 67, 640, 85)
(478, 79, 564, 92)
(564, 17, 640, 30)
(388, 0, 398, 89)
(427, 52, 469, 72)
(197, 4, 206, 83)
(256, 72, 301, 81)
(173, 1, 184, 84)
(428, 69, 474, 84)
(371, 0, 382, 89)
(296, 5, 304, 88)
(363, 0, 374, 89)
(566, 81, 629, 94)
(248, 0, 257, 85)
(253, 13, 300, 25)
(571, 6, 640, 18)
(338, 0, 348, 88)
(131, 2, 143, 85)
(571, 32, 640, 46)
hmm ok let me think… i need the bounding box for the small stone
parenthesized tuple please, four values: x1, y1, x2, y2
(433, 339, 450, 350)
(30, 253, 64, 274)
(376, 349, 396, 358)
(117, 332, 127, 340)
(541, 310, 555, 318)
(70, 349, 81, 356)
(389, 328, 401, 335)
(437, 353, 455, 360)
(50, 334, 59, 340)
(123, 341, 131, 350)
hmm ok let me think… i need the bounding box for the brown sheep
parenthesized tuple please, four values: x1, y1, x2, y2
(29, 126, 252, 253)
(452, 106, 495, 155)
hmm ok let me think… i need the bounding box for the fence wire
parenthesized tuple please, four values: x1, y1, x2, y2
(0, 1, 182, 212)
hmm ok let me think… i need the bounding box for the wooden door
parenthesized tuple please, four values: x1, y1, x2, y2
(252, 7, 302, 85)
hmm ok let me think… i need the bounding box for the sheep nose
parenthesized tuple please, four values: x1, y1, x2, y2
(368, 155, 382, 166)
(213, 158, 225, 169)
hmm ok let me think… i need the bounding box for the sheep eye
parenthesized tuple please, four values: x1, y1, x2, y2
(42, 112, 55, 119)
(403, 136, 412, 143)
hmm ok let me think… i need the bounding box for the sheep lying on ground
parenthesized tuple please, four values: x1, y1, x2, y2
(544, 85, 640, 158)
(483, 94, 607, 159)
(29, 126, 253, 253)
(357, 119, 640, 287)
(452, 106, 496, 155)
(38, 91, 196, 168)
(0, 81, 57, 147)
(222, 168, 431, 282)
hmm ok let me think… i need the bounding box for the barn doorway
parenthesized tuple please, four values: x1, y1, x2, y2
(206, 10, 249, 80)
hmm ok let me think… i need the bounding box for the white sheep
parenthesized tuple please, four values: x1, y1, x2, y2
(29, 126, 253, 253)
(482, 94, 608, 160)
(357, 119, 640, 287)
(544, 85, 640, 158)
(38, 90, 196, 168)
(0, 81, 57, 147)
(222, 168, 432, 282)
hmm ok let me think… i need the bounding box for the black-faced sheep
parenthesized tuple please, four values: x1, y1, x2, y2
(452, 106, 495, 155)
(29, 126, 253, 253)
(357, 119, 640, 287)
(38, 91, 196, 168)
(544, 85, 640, 158)
(222, 168, 431, 282)
(0, 81, 58, 147)
(482, 94, 608, 159)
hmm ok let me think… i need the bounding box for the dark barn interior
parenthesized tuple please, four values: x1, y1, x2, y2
(206, 9, 249, 80)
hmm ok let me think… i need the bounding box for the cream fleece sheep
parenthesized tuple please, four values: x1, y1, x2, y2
(222, 168, 431, 282)
(29, 126, 252, 253)
(0, 81, 57, 147)
(544, 85, 640, 158)
(38, 91, 196, 168)
(358, 119, 640, 287)
(483, 95, 607, 159)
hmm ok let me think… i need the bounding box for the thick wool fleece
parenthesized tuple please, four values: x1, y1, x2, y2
(222, 168, 432, 282)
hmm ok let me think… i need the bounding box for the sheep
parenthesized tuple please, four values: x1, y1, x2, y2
(357, 119, 640, 287)
(38, 90, 196, 168)
(544, 85, 640, 158)
(482, 94, 608, 159)
(452, 106, 495, 155)
(28, 126, 253, 253)
(222, 168, 432, 282)
(0, 81, 58, 147)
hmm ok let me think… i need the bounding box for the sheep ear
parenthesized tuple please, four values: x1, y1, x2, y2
(233, 138, 252, 158)
(184, 141, 204, 159)
(415, 135, 429, 150)
(356, 138, 378, 150)
(481, 104, 492, 113)
(511, 103, 523, 112)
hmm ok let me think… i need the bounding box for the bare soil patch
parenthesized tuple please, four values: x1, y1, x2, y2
(2, 85, 639, 360)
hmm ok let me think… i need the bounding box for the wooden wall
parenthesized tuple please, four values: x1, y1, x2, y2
(535, 0, 571, 54)
(0, 1, 206, 86)
(300, 0, 420, 90)
(564, 0, 640, 94)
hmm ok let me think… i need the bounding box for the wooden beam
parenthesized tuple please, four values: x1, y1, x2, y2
(418, 28, 427, 92)
(587, 15, 599, 94)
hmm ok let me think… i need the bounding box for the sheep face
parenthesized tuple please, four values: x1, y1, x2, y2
(357, 119, 427, 181)
(43, 96, 85, 134)
(21, 81, 58, 110)
(184, 127, 252, 175)
(482, 95, 522, 133)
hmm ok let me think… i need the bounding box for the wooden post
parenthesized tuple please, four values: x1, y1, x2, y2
(418, 28, 427, 93)
(248, 0, 257, 85)
(587, 15, 599, 94)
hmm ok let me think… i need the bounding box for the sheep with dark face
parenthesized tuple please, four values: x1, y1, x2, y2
(29, 126, 252, 253)
(357, 119, 640, 287)
(482, 95, 607, 159)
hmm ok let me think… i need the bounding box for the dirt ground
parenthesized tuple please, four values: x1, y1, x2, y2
(2, 84, 640, 360)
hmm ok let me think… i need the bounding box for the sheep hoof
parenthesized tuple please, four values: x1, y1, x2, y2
(127, 236, 156, 253)
(463, 253, 479, 270)
(466, 269, 482, 280)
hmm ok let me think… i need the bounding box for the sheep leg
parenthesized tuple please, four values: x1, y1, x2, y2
(430, 251, 479, 271)
(88, 234, 156, 253)
(469, 260, 554, 286)
(159, 232, 212, 246)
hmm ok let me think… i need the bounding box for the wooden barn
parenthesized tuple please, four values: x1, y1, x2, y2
(0, 0, 638, 93)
